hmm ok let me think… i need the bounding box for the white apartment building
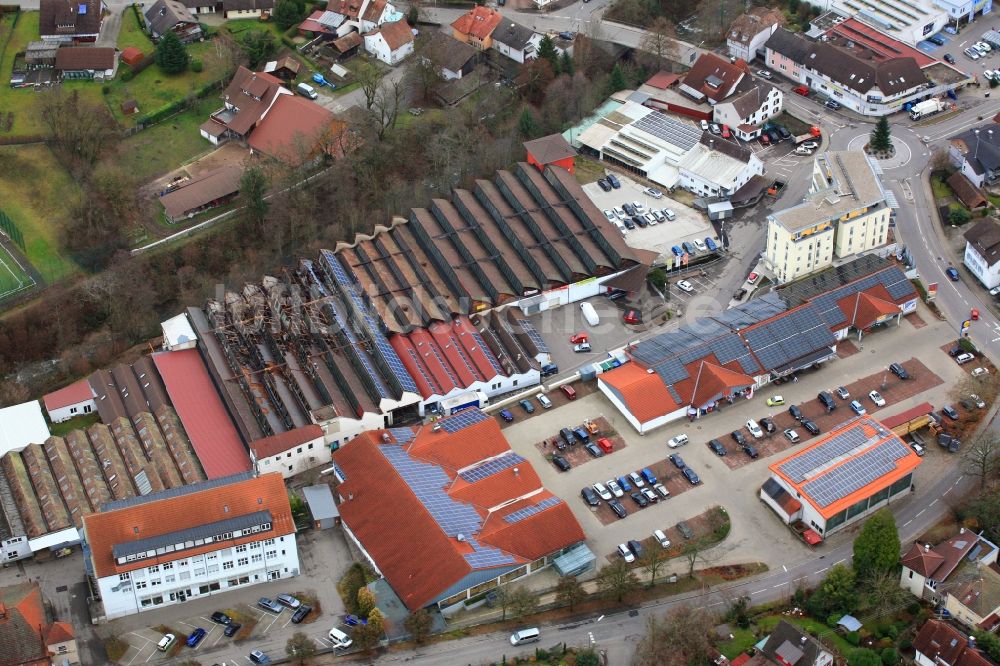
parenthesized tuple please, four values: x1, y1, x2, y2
(764, 151, 891, 283)
(963, 218, 1000, 290)
(712, 83, 783, 140)
(82, 472, 299, 619)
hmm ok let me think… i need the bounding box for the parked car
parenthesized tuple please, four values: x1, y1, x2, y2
(277, 594, 301, 609)
(553, 454, 571, 471)
(825, 99, 841, 110)
(584, 442, 603, 457)
(973, 367, 990, 377)
(573, 342, 592, 353)
(629, 471, 645, 488)
(971, 394, 986, 408)
(869, 390, 886, 407)
(653, 483, 670, 499)
(760, 417, 776, 433)
(767, 129, 781, 143)
(258, 598, 283, 614)
(597, 178, 612, 192)
(671, 245, 683, 257)
(669, 453, 686, 468)
(946, 267, 960, 281)
(628, 540, 644, 557)
(499, 409, 514, 422)
(960, 397, 975, 410)
(942, 405, 960, 420)
(730, 430, 747, 446)
(641, 468, 658, 485)
(187, 628, 207, 648)
(746, 419, 764, 438)
(593, 482, 613, 501)
(570, 332, 588, 344)
(850, 400, 867, 416)
(965, 47, 981, 60)
(889, 362, 910, 379)
(766, 395, 784, 406)
(789, 404, 803, 421)
(705, 237, 718, 251)
(249, 650, 272, 664)
(817, 391, 836, 412)
(956, 352, 975, 364)
(663, 209, 677, 221)
(291, 605, 313, 624)
(801, 419, 820, 436)
(667, 433, 690, 448)
(617, 543, 635, 562)
(654, 529, 671, 548)
(708, 439, 726, 456)
(694, 239, 707, 252)
(836, 386, 850, 400)
(944, 53, 956, 64)
(677, 521, 695, 539)
(709, 123, 722, 134)
(630, 491, 649, 507)
(606, 479, 624, 498)
(784, 429, 800, 443)
(742, 443, 759, 459)
(211, 611, 232, 625)
(224, 623, 242, 637)
(617, 475, 632, 492)
(777, 126, 791, 140)
(581, 486, 600, 506)
(607, 173, 621, 188)
(700, 119, 710, 130)
(644, 187, 663, 199)
(756, 69, 772, 79)
(683, 467, 701, 484)
(760, 132, 771, 146)
(518, 399, 535, 414)
(609, 499, 627, 518)
(676, 280, 694, 293)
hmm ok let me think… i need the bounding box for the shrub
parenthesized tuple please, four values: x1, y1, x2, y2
(826, 614, 841, 628)
(907, 602, 921, 615)
(899, 639, 912, 651)
(190, 58, 203, 72)
(102, 84, 110, 94)
(846, 631, 861, 646)
(121, 69, 134, 82)
(886, 625, 899, 640)
(881, 648, 900, 666)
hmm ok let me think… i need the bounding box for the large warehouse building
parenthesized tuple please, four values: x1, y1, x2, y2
(760, 415, 921, 536)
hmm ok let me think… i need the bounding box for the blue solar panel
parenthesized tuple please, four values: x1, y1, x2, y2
(518, 318, 549, 354)
(440, 409, 490, 433)
(468, 329, 504, 376)
(459, 452, 525, 483)
(780, 424, 870, 482)
(503, 497, 561, 523)
(803, 437, 911, 507)
(464, 538, 517, 568)
(404, 346, 442, 394)
(446, 334, 485, 381)
(389, 427, 415, 444)
(428, 341, 461, 387)
(323, 298, 392, 400)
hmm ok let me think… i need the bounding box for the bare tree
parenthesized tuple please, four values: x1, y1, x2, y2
(639, 546, 669, 587)
(370, 77, 404, 141)
(39, 89, 119, 174)
(596, 560, 639, 602)
(963, 433, 1000, 489)
(406, 35, 443, 101)
(496, 585, 538, 621)
(555, 576, 586, 611)
(357, 60, 386, 109)
(639, 17, 681, 69)
(863, 569, 912, 618)
(634, 605, 716, 666)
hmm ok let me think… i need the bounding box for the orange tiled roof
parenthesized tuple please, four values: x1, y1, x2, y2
(600, 363, 682, 424)
(248, 94, 344, 165)
(0, 582, 49, 665)
(769, 416, 921, 519)
(449, 464, 542, 509)
(902, 542, 946, 577)
(690, 361, 753, 409)
(43, 621, 75, 644)
(451, 6, 502, 40)
(837, 288, 900, 330)
(82, 473, 293, 579)
(43, 378, 94, 412)
(250, 424, 324, 459)
(407, 417, 510, 470)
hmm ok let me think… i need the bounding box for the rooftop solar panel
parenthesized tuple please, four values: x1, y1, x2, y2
(631, 111, 702, 151)
(654, 357, 689, 385)
(503, 496, 561, 523)
(803, 438, 911, 506)
(518, 318, 549, 354)
(404, 346, 442, 395)
(459, 452, 526, 483)
(440, 409, 491, 433)
(389, 427, 415, 444)
(780, 424, 871, 482)
(468, 329, 505, 376)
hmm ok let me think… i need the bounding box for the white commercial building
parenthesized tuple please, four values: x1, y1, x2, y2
(82, 472, 299, 619)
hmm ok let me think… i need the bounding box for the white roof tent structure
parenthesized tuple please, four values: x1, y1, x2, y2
(0, 401, 49, 457)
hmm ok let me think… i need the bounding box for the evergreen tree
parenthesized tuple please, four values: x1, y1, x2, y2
(273, 0, 304, 30)
(853, 509, 900, 579)
(536, 34, 559, 72)
(559, 51, 574, 77)
(870, 116, 892, 153)
(518, 107, 540, 138)
(155, 31, 189, 75)
(606, 63, 627, 95)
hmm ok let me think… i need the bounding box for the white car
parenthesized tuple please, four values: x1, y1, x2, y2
(613, 207, 625, 218)
(573, 342, 592, 353)
(644, 187, 664, 199)
(593, 482, 613, 501)
(971, 394, 986, 408)
(972, 367, 989, 378)
(654, 529, 671, 548)
(653, 483, 670, 498)
(632, 201, 645, 213)
(693, 239, 707, 251)
(603, 210, 616, 221)
(668, 433, 690, 448)
(794, 146, 813, 156)
(746, 419, 763, 438)
(977, 41, 992, 53)
(850, 400, 867, 416)
(985, 70, 998, 82)
(990, 286, 1000, 296)
(756, 69, 772, 79)
(784, 429, 800, 443)
(956, 352, 975, 365)
(676, 280, 694, 293)
(700, 119, 709, 131)
(606, 479, 625, 498)
(662, 209, 676, 221)
(629, 471, 645, 488)
(618, 543, 635, 562)
(801, 141, 818, 150)
(967, 48, 982, 60)
(869, 390, 886, 407)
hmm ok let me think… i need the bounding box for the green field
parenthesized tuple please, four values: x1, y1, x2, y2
(0, 243, 34, 297)
(0, 146, 82, 282)
(116, 6, 155, 54)
(117, 96, 221, 182)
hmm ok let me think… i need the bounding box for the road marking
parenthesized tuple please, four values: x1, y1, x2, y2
(772, 584, 784, 589)
(782, 565, 787, 572)
(943, 486, 952, 495)
(834, 558, 845, 565)
(917, 509, 926, 517)
(904, 519, 913, 527)
(930, 498, 939, 506)
(752, 589, 767, 595)
(817, 566, 829, 573)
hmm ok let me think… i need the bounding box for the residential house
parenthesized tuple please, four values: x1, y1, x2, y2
(759, 620, 834, 666)
(727, 7, 785, 62)
(492, 21, 536, 64)
(175, 0, 275, 18)
(964, 218, 1000, 290)
(24, 41, 59, 67)
(39, 0, 104, 43)
(950, 124, 1000, 187)
(913, 619, 995, 666)
(363, 19, 414, 66)
(712, 82, 783, 140)
(763, 151, 891, 283)
(423, 32, 478, 80)
(679, 53, 751, 104)
(54, 46, 116, 80)
(319, 0, 400, 32)
(331, 410, 587, 611)
(200, 66, 290, 145)
(82, 472, 299, 619)
(144, 0, 203, 43)
(158, 165, 244, 223)
(941, 537, 1000, 631)
(900, 529, 981, 600)
(250, 425, 327, 478)
(330, 32, 363, 59)
(451, 6, 503, 51)
(763, 27, 811, 81)
(524, 134, 576, 174)
(0, 581, 79, 665)
(42, 379, 96, 424)
(298, 10, 352, 40)
(247, 94, 344, 165)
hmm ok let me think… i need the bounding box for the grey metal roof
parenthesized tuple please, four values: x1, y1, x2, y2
(112, 509, 272, 559)
(302, 485, 339, 520)
(101, 471, 255, 512)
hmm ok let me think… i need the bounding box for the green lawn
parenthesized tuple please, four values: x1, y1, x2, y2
(116, 96, 221, 182)
(0, 12, 52, 136)
(0, 146, 82, 282)
(757, 615, 855, 656)
(221, 18, 288, 40)
(931, 175, 955, 200)
(48, 412, 100, 437)
(718, 627, 758, 659)
(115, 6, 155, 55)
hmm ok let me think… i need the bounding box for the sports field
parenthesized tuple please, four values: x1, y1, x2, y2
(0, 242, 35, 300)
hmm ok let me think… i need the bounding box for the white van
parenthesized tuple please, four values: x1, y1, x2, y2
(580, 302, 600, 327)
(296, 82, 318, 99)
(654, 529, 671, 548)
(536, 393, 553, 409)
(329, 627, 353, 649)
(510, 627, 541, 646)
(157, 634, 176, 652)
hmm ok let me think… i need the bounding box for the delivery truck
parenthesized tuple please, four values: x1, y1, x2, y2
(580, 302, 600, 327)
(909, 98, 945, 120)
(439, 391, 488, 415)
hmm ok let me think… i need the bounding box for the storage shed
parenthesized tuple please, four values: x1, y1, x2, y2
(302, 484, 339, 529)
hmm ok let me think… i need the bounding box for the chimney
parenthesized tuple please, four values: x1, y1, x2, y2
(925, 544, 931, 552)
(456, 533, 465, 542)
(801, 636, 808, 645)
(960, 527, 966, 534)
(513, 467, 520, 475)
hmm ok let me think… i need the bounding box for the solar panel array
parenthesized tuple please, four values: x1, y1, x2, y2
(743, 305, 835, 372)
(780, 424, 870, 482)
(503, 496, 562, 524)
(389, 427, 415, 444)
(404, 347, 442, 394)
(440, 408, 491, 433)
(323, 295, 391, 400)
(518, 318, 550, 354)
(428, 342, 461, 386)
(459, 452, 526, 483)
(321, 250, 419, 395)
(803, 437, 911, 507)
(446, 334, 485, 382)
(632, 111, 702, 151)
(806, 269, 914, 331)
(464, 537, 517, 568)
(468, 328, 505, 376)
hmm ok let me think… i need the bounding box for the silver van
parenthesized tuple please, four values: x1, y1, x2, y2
(296, 82, 318, 99)
(510, 627, 540, 646)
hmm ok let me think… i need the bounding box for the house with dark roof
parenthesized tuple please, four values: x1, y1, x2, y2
(938, 535, 1000, 632)
(913, 619, 997, 666)
(0, 581, 78, 665)
(679, 53, 751, 104)
(39, 0, 104, 42)
(82, 472, 297, 619)
(331, 410, 586, 610)
(950, 124, 1000, 187)
(200, 66, 290, 145)
(949, 172, 988, 210)
(712, 82, 783, 140)
(250, 424, 326, 478)
(492, 21, 537, 64)
(53, 46, 116, 79)
(362, 19, 413, 65)
(524, 134, 575, 174)
(298, 0, 400, 43)
(247, 94, 345, 165)
(422, 31, 478, 80)
(158, 165, 244, 222)
(451, 6, 503, 51)
(144, 0, 203, 43)
(727, 7, 785, 62)
(262, 56, 300, 80)
(759, 620, 834, 666)
(963, 218, 1000, 290)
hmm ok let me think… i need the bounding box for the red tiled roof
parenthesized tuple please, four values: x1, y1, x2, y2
(451, 6, 503, 40)
(453, 316, 502, 379)
(299, 10, 335, 34)
(248, 94, 345, 165)
(372, 20, 414, 51)
(251, 424, 324, 459)
(43, 621, 74, 644)
(0, 582, 49, 665)
(645, 70, 679, 89)
(913, 620, 967, 664)
(731, 654, 752, 666)
(361, 0, 386, 21)
(43, 378, 94, 412)
(120, 46, 144, 65)
(332, 419, 583, 610)
(837, 288, 901, 330)
(152, 350, 251, 479)
(690, 361, 753, 409)
(830, 18, 934, 68)
(902, 542, 946, 578)
(681, 53, 750, 101)
(977, 613, 1000, 632)
(83, 473, 292, 579)
(929, 531, 981, 582)
(880, 402, 934, 430)
(428, 321, 482, 386)
(600, 363, 682, 424)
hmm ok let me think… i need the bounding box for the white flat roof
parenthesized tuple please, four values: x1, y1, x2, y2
(0, 401, 49, 456)
(681, 143, 751, 186)
(161, 313, 198, 349)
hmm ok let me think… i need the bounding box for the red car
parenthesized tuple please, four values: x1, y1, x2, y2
(721, 125, 731, 139)
(793, 85, 810, 96)
(623, 310, 642, 325)
(597, 437, 614, 453)
(570, 332, 588, 344)
(972, 308, 980, 321)
(760, 133, 770, 146)
(747, 272, 760, 284)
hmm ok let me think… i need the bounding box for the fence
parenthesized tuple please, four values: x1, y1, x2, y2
(0, 210, 24, 251)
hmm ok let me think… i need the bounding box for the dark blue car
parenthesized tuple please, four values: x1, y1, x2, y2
(671, 245, 683, 257)
(499, 409, 514, 422)
(705, 237, 718, 251)
(946, 267, 960, 281)
(186, 628, 207, 647)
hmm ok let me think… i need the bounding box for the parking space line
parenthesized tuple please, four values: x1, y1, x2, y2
(261, 610, 283, 632)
